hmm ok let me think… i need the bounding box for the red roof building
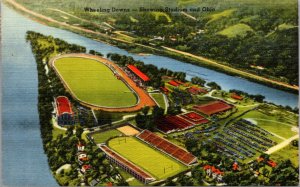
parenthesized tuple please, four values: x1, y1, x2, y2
(193, 101, 233, 116)
(267, 160, 277, 168)
(168, 80, 180, 87)
(127, 65, 150, 82)
(187, 86, 208, 95)
(160, 87, 170, 94)
(56, 96, 73, 116)
(203, 165, 224, 175)
(233, 162, 239, 171)
(231, 93, 243, 100)
(81, 164, 92, 173)
(55, 96, 75, 126)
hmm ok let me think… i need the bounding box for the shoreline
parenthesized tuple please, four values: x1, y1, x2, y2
(3, 0, 299, 94)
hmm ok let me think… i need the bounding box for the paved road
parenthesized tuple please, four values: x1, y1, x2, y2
(265, 134, 299, 154)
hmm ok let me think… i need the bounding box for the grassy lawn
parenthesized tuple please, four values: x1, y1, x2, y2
(207, 9, 236, 24)
(271, 143, 299, 167)
(92, 129, 121, 143)
(218, 23, 254, 38)
(151, 12, 172, 22)
(54, 57, 137, 107)
(114, 164, 144, 186)
(108, 137, 187, 180)
(241, 110, 297, 139)
(150, 93, 166, 109)
(52, 126, 66, 139)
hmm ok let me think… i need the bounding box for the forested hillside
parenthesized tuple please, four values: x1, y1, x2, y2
(15, 0, 299, 85)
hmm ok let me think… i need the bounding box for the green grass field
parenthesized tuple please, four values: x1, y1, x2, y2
(54, 57, 137, 107)
(207, 9, 236, 24)
(92, 129, 121, 143)
(108, 137, 187, 179)
(241, 110, 298, 139)
(271, 144, 299, 167)
(218, 23, 254, 38)
(150, 93, 166, 109)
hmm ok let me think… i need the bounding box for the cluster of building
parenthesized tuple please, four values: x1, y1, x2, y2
(203, 165, 224, 182)
(77, 143, 92, 174)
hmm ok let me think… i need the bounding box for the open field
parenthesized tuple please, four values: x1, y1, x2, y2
(207, 9, 236, 24)
(92, 129, 121, 143)
(271, 144, 299, 167)
(54, 57, 137, 107)
(218, 23, 254, 38)
(117, 125, 140, 136)
(150, 93, 166, 109)
(108, 137, 187, 179)
(114, 164, 144, 186)
(241, 110, 298, 139)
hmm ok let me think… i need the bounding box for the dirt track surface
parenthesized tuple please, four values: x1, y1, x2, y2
(50, 54, 156, 112)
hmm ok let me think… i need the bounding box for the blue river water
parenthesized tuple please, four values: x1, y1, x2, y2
(1, 3, 298, 186)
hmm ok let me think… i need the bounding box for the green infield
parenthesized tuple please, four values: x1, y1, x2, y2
(54, 57, 137, 107)
(92, 129, 121, 143)
(108, 137, 187, 180)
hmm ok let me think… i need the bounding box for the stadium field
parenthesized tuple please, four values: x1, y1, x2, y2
(108, 137, 187, 179)
(91, 129, 121, 143)
(53, 57, 137, 107)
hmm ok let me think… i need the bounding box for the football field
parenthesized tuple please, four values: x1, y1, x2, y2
(54, 57, 137, 107)
(108, 137, 187, 179)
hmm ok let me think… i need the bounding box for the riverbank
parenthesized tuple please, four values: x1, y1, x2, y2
(3, 0, 299, 93)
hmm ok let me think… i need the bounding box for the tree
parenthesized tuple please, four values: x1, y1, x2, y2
(142, 106, 150, 116)
(75, 126, 84, 139)
(66, 126, 74, 137)
(191, 77, 206, 86)
(135, 113, 147, 129)
(207, 82, 221, 90)
(152, 106, 164, 119)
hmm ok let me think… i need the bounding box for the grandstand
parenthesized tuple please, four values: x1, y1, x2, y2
(193, 100, 233, 116)
(177, 112, 210, 125)
(99, 144, 155, 184)
(136, 130, 198, 166)
(127, 65, 150, 82)
(156, 115, 194, 133)
(156, 112, 209, 133)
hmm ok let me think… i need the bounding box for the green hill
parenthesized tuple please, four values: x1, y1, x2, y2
(218, 23, 254, 38)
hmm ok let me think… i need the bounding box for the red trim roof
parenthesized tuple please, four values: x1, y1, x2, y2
(203, 165, 224, 175)
(231, 93, 243, 100)
(168, 80, 180, 87)
(56, 96, 73, 116)
(127, 65, 150, 82)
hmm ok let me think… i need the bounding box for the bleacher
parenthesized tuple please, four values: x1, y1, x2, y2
(178, 112, 210, 125)
(136, 130, 197, 166)
(99, 145, 155, 183)
(156, 115, 194, 133)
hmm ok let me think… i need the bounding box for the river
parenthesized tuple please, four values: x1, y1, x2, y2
(1, 3, 298, 187)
